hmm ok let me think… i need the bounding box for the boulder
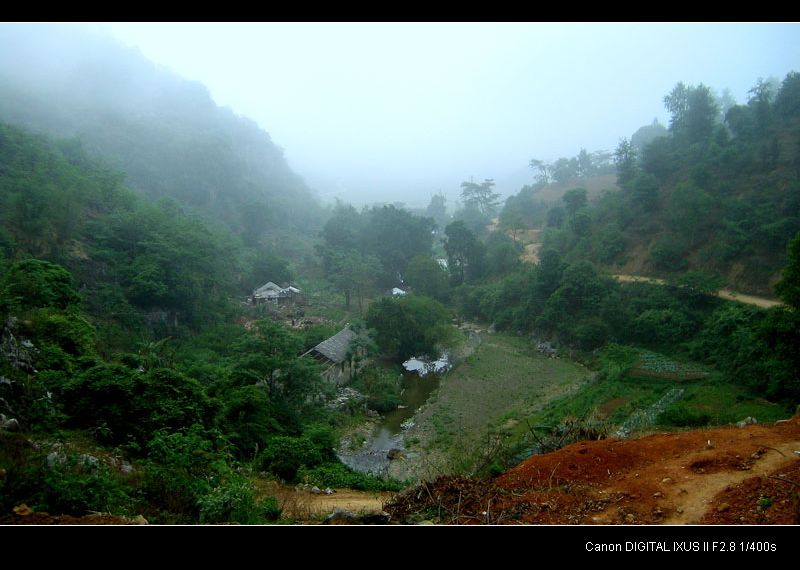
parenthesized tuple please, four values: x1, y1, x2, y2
(387, 448, 406, 461)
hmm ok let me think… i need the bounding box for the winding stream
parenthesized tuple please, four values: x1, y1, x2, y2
(337, 356, 449, 477)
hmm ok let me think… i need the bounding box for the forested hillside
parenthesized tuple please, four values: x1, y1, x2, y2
(0, 24, 321, 240)
(0, 121, 403, 524)
(500, 72, 800, 295)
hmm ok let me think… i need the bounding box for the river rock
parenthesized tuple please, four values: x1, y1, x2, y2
(79, 454, 100, 470)
(736, 416, 758, 428)
(387, 448, 406, 460)
(46, 451, 66, 468)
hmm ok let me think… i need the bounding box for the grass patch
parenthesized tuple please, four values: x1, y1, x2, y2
(657, 382, 790, 426)
(524, 373, 675, 429)
(404, 332, 588, 476)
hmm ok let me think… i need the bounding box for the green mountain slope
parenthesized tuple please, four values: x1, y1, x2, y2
(0, 24, 321, 240)
(500, 73, 800, 295)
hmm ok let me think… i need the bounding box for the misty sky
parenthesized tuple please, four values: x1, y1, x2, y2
(107, 22, 800, 208)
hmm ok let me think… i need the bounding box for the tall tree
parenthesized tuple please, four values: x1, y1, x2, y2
(406, 254, 450, 301)
(529, 159, 552, 185)
(366, 295, 452, 361)
(664, 82, 719, 145)
(444, 221, 485, 285)
(460, 179, 501, 217)
(562, 188, 588, 216)
(576, 148, 593, 178)
(614, 137, 638, 187)
(425, 192, 449, 230)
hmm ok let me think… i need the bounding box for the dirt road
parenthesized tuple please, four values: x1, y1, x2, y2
(255, 480, 392, 520)
(612, 274, 782, 309)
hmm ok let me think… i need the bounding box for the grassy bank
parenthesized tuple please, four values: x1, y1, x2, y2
(389, 332, 590, 482)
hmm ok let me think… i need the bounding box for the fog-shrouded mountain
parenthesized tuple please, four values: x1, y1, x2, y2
(0, 24, 322, 240)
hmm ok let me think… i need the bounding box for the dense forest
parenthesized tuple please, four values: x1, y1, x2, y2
(0, 25, 798, 525)
(499, 73, 800, 295)
(0, 122, 410, 523)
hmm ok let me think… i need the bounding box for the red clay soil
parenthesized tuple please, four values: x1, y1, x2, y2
(385, 416, 800, 524)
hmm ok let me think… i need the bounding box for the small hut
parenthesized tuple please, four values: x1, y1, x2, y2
(302, 326, 357, 384)
(252, 282, 303, 306)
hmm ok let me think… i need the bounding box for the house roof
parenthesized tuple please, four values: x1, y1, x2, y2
(254, 281, 282, 295)
(253, 282, 302, 299)
(307, 327, 357, 364)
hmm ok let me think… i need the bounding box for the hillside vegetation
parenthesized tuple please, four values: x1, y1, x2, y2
(0, 123, 397, 524)
(0, 24, 322, 241)
(500, 73, 800, 295)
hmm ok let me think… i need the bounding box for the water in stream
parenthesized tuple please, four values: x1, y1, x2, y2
(337, 355, 448, 476)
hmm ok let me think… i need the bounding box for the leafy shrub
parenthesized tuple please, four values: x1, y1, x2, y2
(37, 459, 134, 516)
(59, 364, 213, 446)
(650, 237, 687, 271)
(197, 475, 262, 524)
(60, 363, 137, 444)
(659, 402, 710, 427)
(3, 259, 80, 310)
(352, 367, 400, 413)
(597, 344, 639, 382)
(258, 435, 323, 482)
(219, 385, 280, 459)
(258, 496, 282, 521)
(297, 462, 405, 492)
(141, 427, 230, 520)
(0, 439, 135, 517)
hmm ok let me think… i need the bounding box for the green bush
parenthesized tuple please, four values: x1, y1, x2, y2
(59, 364, 213, 446)
(141, 427, 230, 520)
(258, 496, 282, 521)
(353, 367, 400, 413)
(297, 462, 405, 492)
(197, 475, 262, 524)
(597, 344, 639, 382)
(4, 259, 80, 310)
(258, 435, 324, 482)
(0, 442, 135, 517)
(37, 459, 134, 516)
(650, 237, 687, 271)
(60, 363, 138, 444)
(659, 402, 710, 427)
(219, 385, 281, 459)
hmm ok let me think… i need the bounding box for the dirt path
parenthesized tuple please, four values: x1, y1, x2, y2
(662, 441, 798, 524)
(521, 243, 541, 264)
(716, 289, 782, 309)
(612, 274, 782, 309)
(255, 480, 392, 520)
(592, 423, 800, 525)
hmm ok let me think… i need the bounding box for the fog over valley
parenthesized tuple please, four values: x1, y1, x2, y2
(104, 22, 800, 207)
(2, 22, 800, 528)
